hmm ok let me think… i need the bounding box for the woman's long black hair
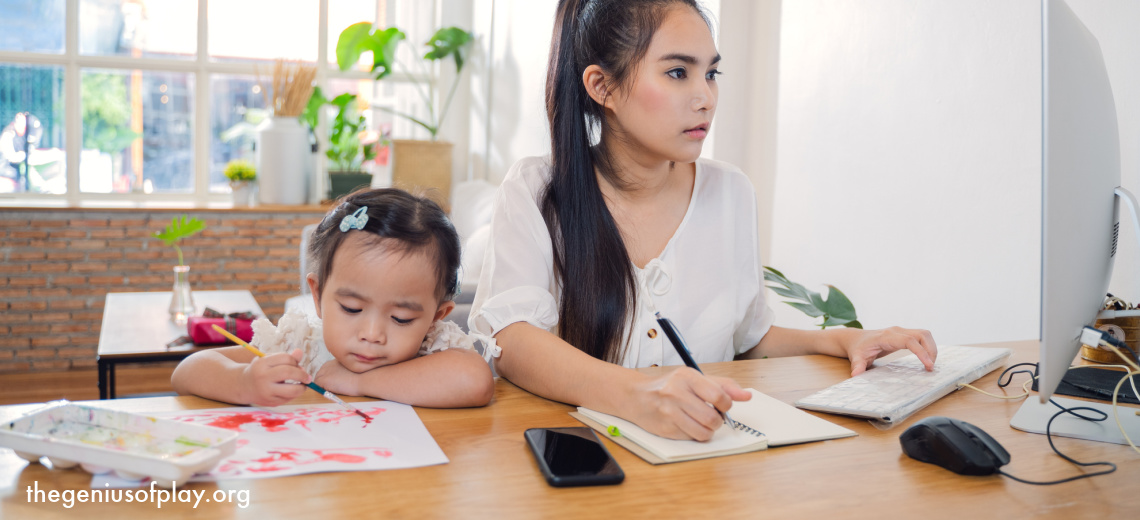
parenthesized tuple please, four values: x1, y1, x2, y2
(543, 0, 706, 363)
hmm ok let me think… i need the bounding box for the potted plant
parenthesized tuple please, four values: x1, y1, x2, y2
(334, 23, 473, 210)
(223, 159, 257, 207)
(305, 88, 380, 200)
(764, 266, 863, 329)
(151, 216, 207, 324)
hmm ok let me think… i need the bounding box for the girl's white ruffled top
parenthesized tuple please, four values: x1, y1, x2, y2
(250, 308, 477, 375)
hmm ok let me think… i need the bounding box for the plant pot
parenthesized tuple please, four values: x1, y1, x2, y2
(392, 139, 453, 212)
(327, 171, 374, 201)
(229, 181, 254, 207)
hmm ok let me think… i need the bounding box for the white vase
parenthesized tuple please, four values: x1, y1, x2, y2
(256, 116, 310, 205)
(230, 181, 252, 207)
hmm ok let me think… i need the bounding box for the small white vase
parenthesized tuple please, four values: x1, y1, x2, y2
(256, 116, 310, 205)
(230, 181, 253, 207)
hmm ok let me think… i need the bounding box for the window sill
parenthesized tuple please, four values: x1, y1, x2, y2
(0, 199, 330, 213)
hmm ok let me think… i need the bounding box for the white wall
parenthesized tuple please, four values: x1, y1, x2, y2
(468, 0, 556, 185)
(769, 0, 1140, 345)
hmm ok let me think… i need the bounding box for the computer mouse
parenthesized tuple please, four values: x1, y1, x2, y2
(899, 416, 1010, 476)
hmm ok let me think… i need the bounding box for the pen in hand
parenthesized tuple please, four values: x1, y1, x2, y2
(654, 312, 740, 429)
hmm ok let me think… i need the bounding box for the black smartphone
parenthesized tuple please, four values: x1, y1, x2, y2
(524, 427, 624, 487)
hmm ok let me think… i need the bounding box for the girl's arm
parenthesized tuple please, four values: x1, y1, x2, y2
(741, 325, 938, 376)
(493, 322, 752, 441)
(171, 346, 311, 406)
(315, 347, 494, 408)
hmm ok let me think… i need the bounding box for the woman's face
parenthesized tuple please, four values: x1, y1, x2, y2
(308, 234, 454, 373)
(603, 6, 719, 165)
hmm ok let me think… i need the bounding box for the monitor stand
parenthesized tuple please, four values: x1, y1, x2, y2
(1011, 187, 1140, 445)
(1011, 396, 1139, 445)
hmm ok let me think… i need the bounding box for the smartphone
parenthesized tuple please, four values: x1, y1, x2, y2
(524, 427, 625, 487)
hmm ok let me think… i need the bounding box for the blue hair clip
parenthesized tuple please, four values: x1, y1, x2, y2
(339, 206, 369, 232)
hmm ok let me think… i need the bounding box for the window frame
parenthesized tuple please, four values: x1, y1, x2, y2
(0, 0, 436, 206)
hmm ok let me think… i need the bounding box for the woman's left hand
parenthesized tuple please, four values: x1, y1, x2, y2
(314, 360, 362, 396)
(842, 327, 937, 376)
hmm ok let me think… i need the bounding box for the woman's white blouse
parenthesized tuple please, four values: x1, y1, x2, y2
(468, 156, 775, 368)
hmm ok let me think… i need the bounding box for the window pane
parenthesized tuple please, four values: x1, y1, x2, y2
(328, 0, 384, 66)
(80, 0, 197, 59)
(210, 75, 269, 193)
(80, 69, 194, 193)
(210, 1, 318, 62)
(0, 0, 65, 54)
(0, 64, 66, 194)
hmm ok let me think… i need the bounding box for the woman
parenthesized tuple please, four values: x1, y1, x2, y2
(470, 0, 937, 441)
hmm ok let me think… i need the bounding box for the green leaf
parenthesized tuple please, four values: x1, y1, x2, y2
(819, 285, 858, 321)
(769, 285, 806, 301)
(821, 316, 855, 328)
(368, 27, 406, 80)
(423, 27, 473, 72)
(300, 86, 327, 132)
(335, 22, 375, 71)
(785, 301, 825, 318)
(153, 216, 206, 246)
(845, 320, 864, 329)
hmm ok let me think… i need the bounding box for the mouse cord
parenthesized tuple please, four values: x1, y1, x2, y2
(957, 362, 1039, 399)
(997, 400, 1117, 485)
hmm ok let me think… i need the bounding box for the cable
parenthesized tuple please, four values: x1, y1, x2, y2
(997, 398, 1117, 485)
(954, 352, 1131, 485)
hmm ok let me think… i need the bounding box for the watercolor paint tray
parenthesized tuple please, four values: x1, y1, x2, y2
(0, 400, 238, 487)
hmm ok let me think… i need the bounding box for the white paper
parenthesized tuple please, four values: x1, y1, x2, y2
(133, 402, 446, 481)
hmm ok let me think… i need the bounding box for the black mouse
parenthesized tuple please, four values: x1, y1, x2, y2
(899, 416, 1010, 475)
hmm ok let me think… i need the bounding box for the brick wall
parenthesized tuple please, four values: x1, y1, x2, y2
(0, 208, 325, 373)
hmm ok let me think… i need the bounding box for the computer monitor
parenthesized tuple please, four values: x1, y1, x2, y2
(1038, 0, 1124, 403)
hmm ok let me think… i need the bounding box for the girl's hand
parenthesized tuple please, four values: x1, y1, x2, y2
(843, 327, 938, 376)
(314, 360, 362, 397)
(239, 349, 310, 407)
(627, 368, 752, 441)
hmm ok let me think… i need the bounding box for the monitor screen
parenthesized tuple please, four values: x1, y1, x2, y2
(1039, 0, 1121, 402)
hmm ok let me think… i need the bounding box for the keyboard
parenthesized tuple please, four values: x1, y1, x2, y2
(794, 345, 1012, 424)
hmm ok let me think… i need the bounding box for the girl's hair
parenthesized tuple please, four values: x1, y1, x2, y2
(308, 188, 461, 302)
(544, 0, 708, 364)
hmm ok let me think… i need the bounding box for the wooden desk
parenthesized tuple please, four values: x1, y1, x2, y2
(96, 291, 264, 399)
(3, 340, 1138, 519)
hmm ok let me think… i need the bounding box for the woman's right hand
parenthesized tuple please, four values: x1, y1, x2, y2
(239, 349, 311, 407)
(627, 368, 752, 441)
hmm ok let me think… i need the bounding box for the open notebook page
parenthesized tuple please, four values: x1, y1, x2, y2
(577, 389, 855, 462)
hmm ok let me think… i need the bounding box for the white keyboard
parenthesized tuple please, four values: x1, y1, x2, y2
(794, 346, 1012, 424)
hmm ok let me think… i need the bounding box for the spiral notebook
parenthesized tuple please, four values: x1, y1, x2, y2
(572, 388, 856, 464)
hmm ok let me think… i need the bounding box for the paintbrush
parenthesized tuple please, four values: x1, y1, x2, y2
(211, 324, 370, 421)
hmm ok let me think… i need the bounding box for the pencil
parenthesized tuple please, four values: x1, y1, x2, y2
(210, 324, 370, 421)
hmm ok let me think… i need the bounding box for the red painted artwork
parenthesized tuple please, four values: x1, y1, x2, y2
(172, 406, 387, 433)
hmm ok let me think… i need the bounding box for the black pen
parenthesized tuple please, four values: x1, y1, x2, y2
(655, 311, 737, 427)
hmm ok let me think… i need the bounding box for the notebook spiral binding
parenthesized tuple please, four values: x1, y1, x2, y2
(728, 418, 764, 437)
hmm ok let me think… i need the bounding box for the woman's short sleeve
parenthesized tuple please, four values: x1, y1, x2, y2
(467, 158, 561, 340)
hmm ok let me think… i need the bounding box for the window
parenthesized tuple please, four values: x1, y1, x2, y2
(0, 0, 435, 204)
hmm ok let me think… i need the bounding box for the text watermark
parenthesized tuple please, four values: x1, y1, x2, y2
(26, 480, 251, 509)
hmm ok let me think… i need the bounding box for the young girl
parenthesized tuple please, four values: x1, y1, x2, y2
(469, 0, 938, 441)
(172, 188, 494, 408)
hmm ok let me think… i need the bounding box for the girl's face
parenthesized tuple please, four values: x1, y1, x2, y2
(307, 234, 454, 373)
(601, 6, 719, 165)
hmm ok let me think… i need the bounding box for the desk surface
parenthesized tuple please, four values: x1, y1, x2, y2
(3, 340, 1138, 519)
(97, 291, 264, 359)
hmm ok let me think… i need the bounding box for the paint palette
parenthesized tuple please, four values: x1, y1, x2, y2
(0, 401, 238, 488)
